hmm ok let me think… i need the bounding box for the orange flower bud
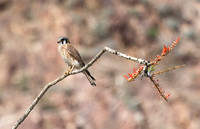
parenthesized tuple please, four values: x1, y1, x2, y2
(162, 45, 167, 54)
(128, 73, 133, 78)
(123, 75, 129, 80)
(133, 68, 136, 74)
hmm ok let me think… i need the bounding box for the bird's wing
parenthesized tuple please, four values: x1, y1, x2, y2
(66, 44, 85, 66)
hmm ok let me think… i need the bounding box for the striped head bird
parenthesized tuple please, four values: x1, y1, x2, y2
(57, 37, 96, 86)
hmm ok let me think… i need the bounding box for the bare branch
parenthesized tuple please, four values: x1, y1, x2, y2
(104, 46, 150, 65)
(148, 76, 168, 102)
(152, 64, 185, 76)
(11, 74, 69, 129)
(12, 46, 149, 129)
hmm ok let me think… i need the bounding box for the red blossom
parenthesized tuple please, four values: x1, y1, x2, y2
(133, 68, 136, 74)
(139, 66, 144, 70)
(128, 73, 133, 78)
(165, 92, 171, 99)
(124, 38, 180, 101)
(162, 44, 170, 55)
(123, 75, 129, 80)
(162, 45, 167, 54)
(156, 58, 160, 61)
(175, 38, 180, 44)
(124, 66, 144, 81)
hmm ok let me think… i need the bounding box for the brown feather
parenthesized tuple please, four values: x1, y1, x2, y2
(58, 43, 96, 86)
(66, 44, 85, 66)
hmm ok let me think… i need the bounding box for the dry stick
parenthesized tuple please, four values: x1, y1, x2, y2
(152, 64, 185, 76)
(104, 47, 149, 65)
(12, 46, 149, 129)
(11, 74, 69, 129)
(148, 76, 168, 102)
(147, 65, 185, 102)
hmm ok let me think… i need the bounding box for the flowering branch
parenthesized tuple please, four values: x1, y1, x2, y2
(124, 38, 184, 102)
(124, 65, 144, 82)
(12, 39, 184, 129)
(151, 38, 180, 65)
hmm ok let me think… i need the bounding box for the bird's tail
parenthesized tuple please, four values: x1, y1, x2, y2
(83, 70, 96, 86)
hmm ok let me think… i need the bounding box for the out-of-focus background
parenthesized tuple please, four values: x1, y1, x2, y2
(0, 0, 200, 129)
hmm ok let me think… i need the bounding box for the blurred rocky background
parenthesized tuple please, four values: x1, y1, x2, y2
(0, 0, 200, 129)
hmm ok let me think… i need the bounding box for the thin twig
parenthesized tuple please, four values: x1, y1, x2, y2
(149, 76, 168, 102)
(12, 46, 149, 129)
(152, 64, 185, 76)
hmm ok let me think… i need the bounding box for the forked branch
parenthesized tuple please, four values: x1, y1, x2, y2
(12, 46, 150, 129)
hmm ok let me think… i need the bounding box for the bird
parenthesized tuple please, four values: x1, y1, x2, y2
(57, 37, 96, 86)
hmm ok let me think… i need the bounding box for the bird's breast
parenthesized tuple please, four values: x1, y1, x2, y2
(58, 45, 82, 69)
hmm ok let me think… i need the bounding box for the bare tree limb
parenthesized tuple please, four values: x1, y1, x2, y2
(148, 76, 168, 102)
(11, 74, 68, 129)
(12, 46, 150, 129)
(104, 47, 150, 65)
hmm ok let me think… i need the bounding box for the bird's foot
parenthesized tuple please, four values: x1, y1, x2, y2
(64, 66, 74, 75)
(64, 70, 70, 75)
(69, 66, 74, 73)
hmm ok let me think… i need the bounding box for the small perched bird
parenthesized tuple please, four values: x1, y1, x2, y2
(57, 37, 96, 86)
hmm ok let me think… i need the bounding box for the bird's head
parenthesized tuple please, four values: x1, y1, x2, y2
(57, 37, 70, 45)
